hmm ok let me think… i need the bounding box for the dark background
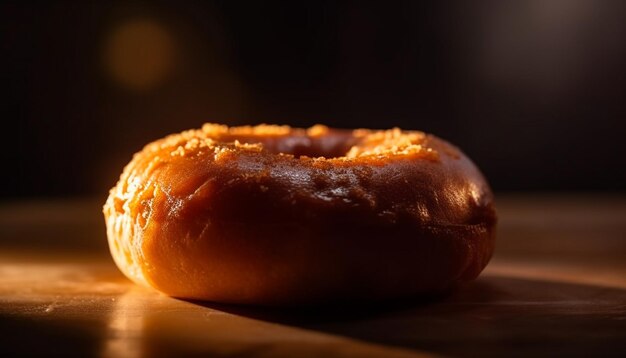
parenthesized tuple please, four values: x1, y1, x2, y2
(2, 0, 625, 199)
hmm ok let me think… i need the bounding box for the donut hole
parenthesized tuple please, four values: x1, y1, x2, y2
(234, 133, 357, 159)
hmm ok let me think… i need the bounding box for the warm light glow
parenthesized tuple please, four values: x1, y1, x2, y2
(103, 289, 145, 358)
(103, 19, 176, 91)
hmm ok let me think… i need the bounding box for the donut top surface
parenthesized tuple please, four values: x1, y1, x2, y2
(110, 124, 482, 222)
(142, 123, 443, 164)
(109, 123, 488, 235)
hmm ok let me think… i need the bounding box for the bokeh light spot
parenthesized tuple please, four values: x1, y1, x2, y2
(103, 19, 176, 91)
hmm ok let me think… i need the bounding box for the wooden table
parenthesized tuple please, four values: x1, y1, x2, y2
(1, 195, 625, 357)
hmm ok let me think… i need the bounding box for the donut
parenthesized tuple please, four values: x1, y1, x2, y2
(103, 123, 496, 305)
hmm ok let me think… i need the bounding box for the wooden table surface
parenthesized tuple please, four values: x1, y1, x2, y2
(1, 195, 625, 357)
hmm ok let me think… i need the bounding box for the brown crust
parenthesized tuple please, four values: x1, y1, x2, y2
(103, 124, 496, 305)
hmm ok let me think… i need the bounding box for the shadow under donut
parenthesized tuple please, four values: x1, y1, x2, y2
(183, 274, 626, 357)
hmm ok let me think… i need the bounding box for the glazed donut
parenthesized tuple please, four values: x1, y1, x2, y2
(103, 124, 496, 305)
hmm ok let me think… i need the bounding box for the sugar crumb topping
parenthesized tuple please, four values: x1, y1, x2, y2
(147, 123, 438, 161)
(306, 124, 330, 137)
(202, 123, 292, 137)
(346, 128, 438, 160)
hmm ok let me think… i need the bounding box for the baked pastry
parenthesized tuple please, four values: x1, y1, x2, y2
(103, 124, 496, 305)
